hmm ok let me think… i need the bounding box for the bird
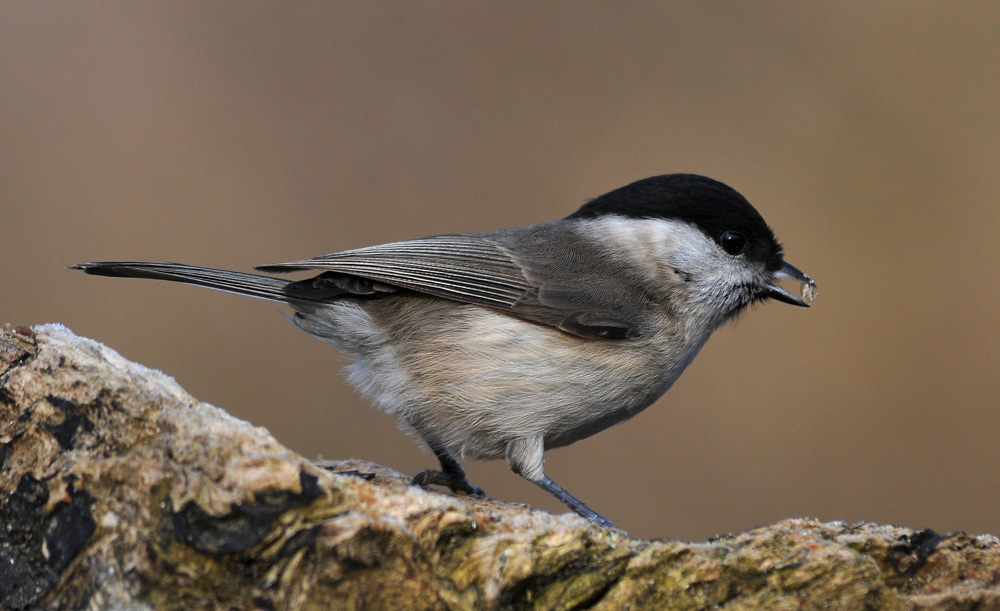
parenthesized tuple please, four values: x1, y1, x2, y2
(73, 173, 816, 528)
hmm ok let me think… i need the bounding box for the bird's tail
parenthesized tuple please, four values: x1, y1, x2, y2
(71, 262, 294, 303)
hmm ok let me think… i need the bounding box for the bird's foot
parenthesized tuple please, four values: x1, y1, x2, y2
(410, 468, 485, 496)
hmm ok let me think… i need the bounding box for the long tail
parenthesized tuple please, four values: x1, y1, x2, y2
(71, 262, 294, 303)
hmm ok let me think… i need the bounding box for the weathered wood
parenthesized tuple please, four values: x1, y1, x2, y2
(2, 324, 999, 610)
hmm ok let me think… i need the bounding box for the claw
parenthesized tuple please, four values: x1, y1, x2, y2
(411, 468, 484, 496)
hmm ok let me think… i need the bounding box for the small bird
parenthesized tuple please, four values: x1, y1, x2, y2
(74, 174, 815, 527)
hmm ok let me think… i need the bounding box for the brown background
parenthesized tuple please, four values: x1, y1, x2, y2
(3, 3, 998, 540)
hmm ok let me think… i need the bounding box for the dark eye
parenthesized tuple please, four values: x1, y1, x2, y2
(719, 231, 747, 255)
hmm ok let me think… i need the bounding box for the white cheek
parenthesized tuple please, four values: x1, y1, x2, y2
(585, 216, 760, 316)
(585, 216, 719, 284)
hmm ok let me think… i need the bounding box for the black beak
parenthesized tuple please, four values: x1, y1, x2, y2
(764, 261, 817, 307)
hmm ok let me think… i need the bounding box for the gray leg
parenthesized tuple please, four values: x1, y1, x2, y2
(411, 445, 484, 496)
(506, 437, 613, 528)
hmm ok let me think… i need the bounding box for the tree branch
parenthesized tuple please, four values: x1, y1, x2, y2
(2, 324, 999, 609)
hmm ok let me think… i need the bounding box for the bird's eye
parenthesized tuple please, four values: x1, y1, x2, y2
(719, 231, 747, 255)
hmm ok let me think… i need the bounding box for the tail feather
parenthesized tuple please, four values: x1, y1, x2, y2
(71, 262, 294, 303)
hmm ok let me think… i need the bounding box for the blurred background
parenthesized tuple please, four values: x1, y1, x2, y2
(2, 3, 998, 540)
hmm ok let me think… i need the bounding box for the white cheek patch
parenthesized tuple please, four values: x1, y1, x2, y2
(584, 215, 763, 320)
(585, 216, 722, 283)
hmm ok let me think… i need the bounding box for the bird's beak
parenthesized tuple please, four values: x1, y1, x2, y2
(764, 261, 817, 307)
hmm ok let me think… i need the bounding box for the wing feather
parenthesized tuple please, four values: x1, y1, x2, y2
(258, 226, 653, 339)
(258, 235, 531, 308)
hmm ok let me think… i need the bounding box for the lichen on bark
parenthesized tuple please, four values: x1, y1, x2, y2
(2, 324, 1000, 610)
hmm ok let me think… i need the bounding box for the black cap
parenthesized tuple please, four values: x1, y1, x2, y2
(566, 174, 785, 271)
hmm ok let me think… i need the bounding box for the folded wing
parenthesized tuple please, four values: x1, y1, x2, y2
(259, 225, 652, 340)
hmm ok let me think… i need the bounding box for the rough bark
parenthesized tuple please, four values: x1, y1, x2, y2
(2, 323, 999, 610)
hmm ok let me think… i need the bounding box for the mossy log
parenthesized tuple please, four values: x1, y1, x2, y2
(2, 324, 1000, 610)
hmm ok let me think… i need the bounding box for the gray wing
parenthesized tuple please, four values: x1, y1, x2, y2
(258, 223, 654, 339)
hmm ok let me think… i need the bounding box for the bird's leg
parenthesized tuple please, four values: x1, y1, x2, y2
(506, 436, 613, 528)
(411, 444, 484, 496)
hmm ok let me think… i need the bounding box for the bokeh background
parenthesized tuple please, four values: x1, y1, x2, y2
(3, 3, 998, 540)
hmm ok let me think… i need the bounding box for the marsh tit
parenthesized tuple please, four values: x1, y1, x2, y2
(74, 174, 816, 527)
